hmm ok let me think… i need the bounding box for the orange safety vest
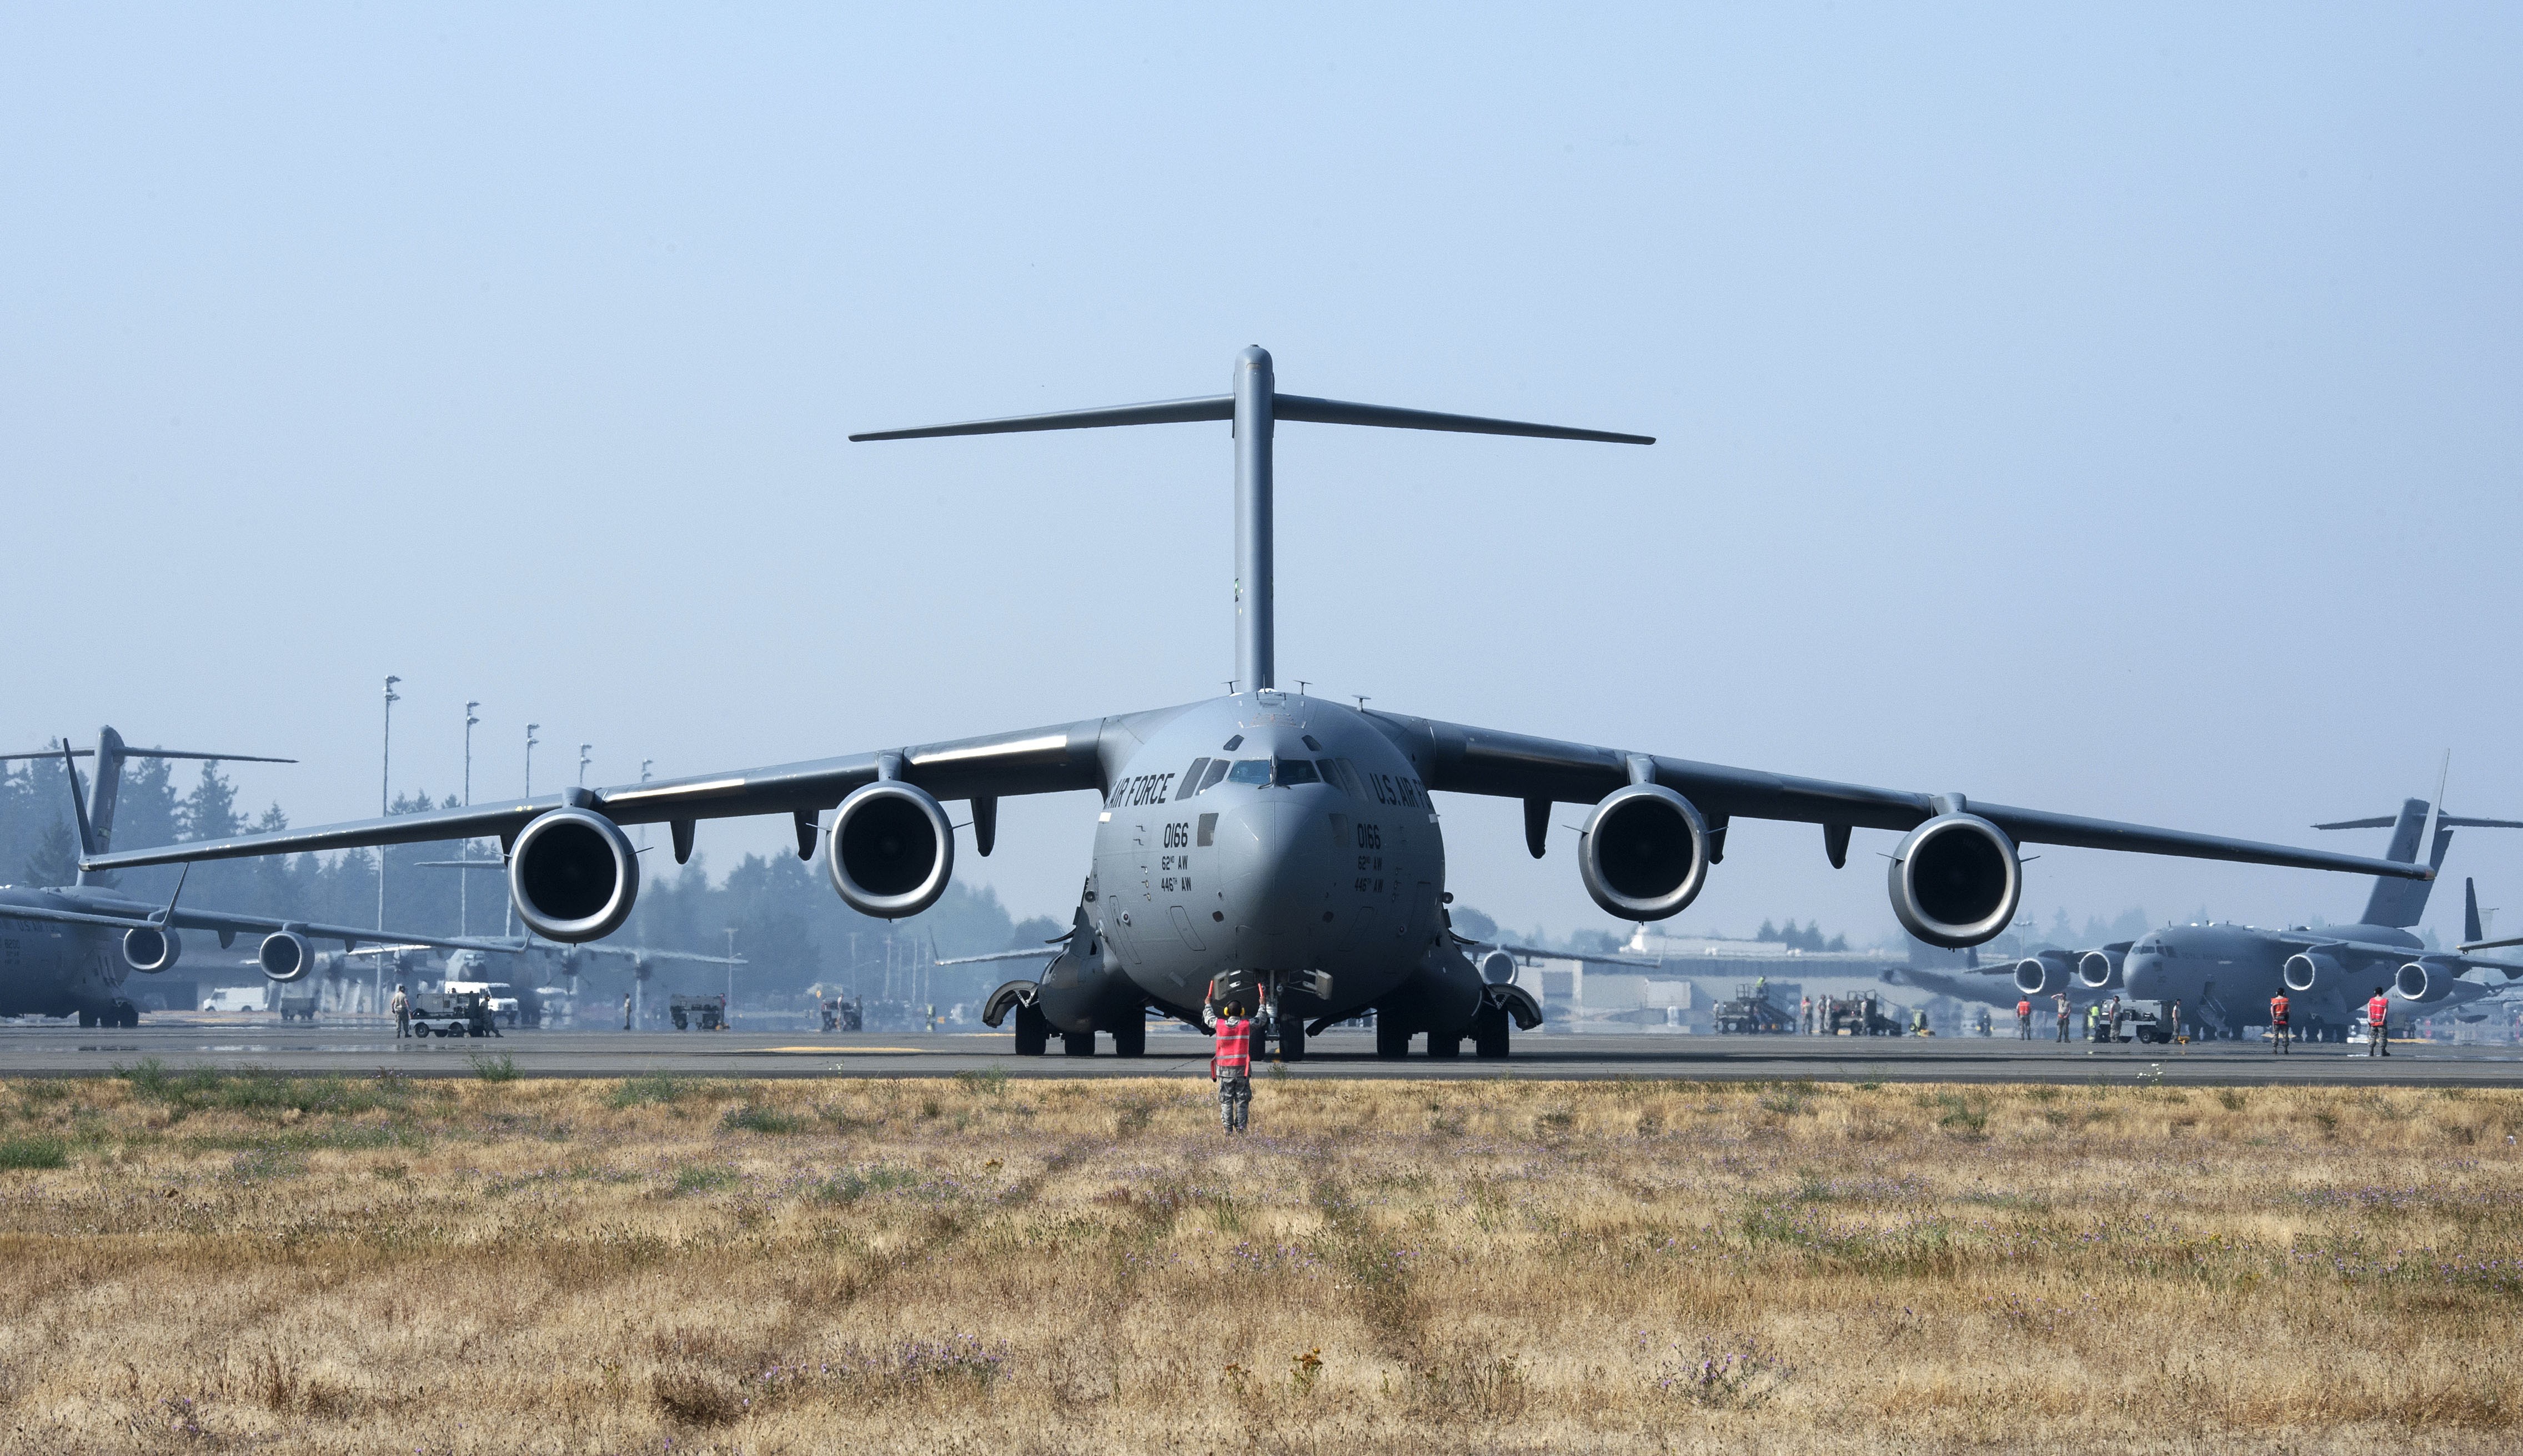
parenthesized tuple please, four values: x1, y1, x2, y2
(1212, 1016, 1252, 1076)
(2367, 995, 2390, 1028)
(2269, 995, 2289, 1023)
(2016, 1000, 2030, 1018)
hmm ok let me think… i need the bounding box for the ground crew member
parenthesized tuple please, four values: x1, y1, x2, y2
(2269, 991, 2291, 1054)
(2085, 1003, 2099, 1041)
(1800, 995, 1813, 1035)
(1975, 1006, 1992, 1037)
(1212, 1001, 1253, 1133)
(390, 983, 409, 1039)
(2016, 997, 2033, 1040)
(2054, 992, 2071, 1043)
(2366, 988, 2391, 1057)
(621, 992, 633, 1031)
(2103, 993, 2121, 1043)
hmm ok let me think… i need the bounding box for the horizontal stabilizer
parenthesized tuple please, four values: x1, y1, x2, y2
(851, 391, 1651, 446)
(0, 746, 293, 763)
(2317, 815, 2523, 830)
(851, 395, 1231, 441)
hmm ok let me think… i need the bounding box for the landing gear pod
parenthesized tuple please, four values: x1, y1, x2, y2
(258, 930, 314, 982)
(122, 925, 182, 973)
(509, 807, 641, 942)
(827, 781, 954, 919)
(1888, 813, 2021, 949)
(1576, 784, 1711, 921)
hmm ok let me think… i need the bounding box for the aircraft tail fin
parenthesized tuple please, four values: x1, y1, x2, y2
(2466, 877, 2484, 945)
(0, 728, 293, 865)
(2315, 784, 2523, 928)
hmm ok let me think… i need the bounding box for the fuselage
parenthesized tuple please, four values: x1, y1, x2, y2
(0, 886, 146, 1018)
(1080, 693, 1447, 1022)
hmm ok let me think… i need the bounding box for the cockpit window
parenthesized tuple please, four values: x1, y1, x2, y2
(1273, 758, 1320, 786)
(1197, 758, 1232, 793)
(1225, 759, 1273, 786)
(1175, 758, 1211, 800)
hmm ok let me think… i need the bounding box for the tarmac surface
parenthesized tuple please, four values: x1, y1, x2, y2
(8, 1018, 2523, 1086)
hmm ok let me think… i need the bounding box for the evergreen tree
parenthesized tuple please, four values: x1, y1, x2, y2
(1757, 918, 1778, 942)
(1449, 903, 1499, 942)
(24, 818, 77, 887)
(178, 762, 240, 842)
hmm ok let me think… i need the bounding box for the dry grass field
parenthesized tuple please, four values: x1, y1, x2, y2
(0, 1062, 2518, 1454)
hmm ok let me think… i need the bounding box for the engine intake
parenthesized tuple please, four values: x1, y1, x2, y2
(2395, 960, 2455, 1003)
(2075, 948, 2123, 990)
(508, 808, 641, 942)
(1576, 784, 1709, 922)
(2013, 951, 2073, 997)
(1888, 813, 2022, 949)
(258, 930, 314, 982)
(122, 925, 182, 973)
(2283, 952, 2342, 995)
(827, 781, 954, 919)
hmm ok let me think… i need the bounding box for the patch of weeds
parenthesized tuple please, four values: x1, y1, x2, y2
(468, 1052, 518, 1082)
(1854, 1080, 1883, 1092)
(1933, 1092, 1988, 1138)
(954, 1067, 1009, 1097)
(919, 1096, 943, 1119)
(671, 1164, 739, 1196)
(2026, 1086, 2060, 1103)
(720, 1101, 804, 1134)
(813, 1165, 919, 1204)
(1287, 1347, 1325, 1398)
(0, 1135, 67, 1170)
(373, 1163, 408, 1181)
(610, 1074, 693, 1108)
(2216, 1088, 2248, 1112)
(1759, 1083, 1815, 1117)
(227, 1148, 307, 1183)
(117, 1058, 414, 1119)
(1647, 1333, 1792, 1408)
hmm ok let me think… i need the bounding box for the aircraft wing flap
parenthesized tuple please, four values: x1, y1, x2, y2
(934, 947, 1065, 967)
(1472, 940, 1668, 968)
(0, 901, 164, 932)
(1384, 710, 2430, 882)
(160, 907, 523, 954)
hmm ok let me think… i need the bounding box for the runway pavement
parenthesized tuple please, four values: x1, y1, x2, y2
(7, 1019, 2523, 1085)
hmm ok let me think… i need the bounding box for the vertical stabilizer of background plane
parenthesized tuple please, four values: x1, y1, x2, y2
(2315, 797, 2523, 930)
(0, 729, 297, 887)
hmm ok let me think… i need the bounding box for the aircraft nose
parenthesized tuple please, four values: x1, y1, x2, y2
(1209, 795, 1341, 941)
(2122, 955, 2161, 998)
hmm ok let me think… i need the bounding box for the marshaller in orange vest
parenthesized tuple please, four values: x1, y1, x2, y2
(1212, 1002, 1254, 1133)
(2366, 988, 2391, 1057)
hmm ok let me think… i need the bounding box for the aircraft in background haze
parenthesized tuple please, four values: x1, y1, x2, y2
(81, 349, 2427, 1060)
(0, 730, 511, 1025)
(1991, 797, 2523, 1038)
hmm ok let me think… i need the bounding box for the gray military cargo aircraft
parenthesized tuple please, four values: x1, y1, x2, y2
(81, 348, 2428, 1058)
(1997, 797, 2523, 1039)
(0, 730, 513, 1025)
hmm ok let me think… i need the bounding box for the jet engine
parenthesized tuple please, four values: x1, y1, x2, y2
(258, 930, 314, 982)
(2075, 947, 2124, 991)
(2282, 952, 2343, 995)
(2395, 960, 2458, 1003)
(122, 925, 182, 973)
(827, 781, 954, 919)
(2012, 951, 2075, 997)
(1576, 784, 1709, 921)
(508, 807, 641, 942)
(1477, 949, 1518, 985)
(1888, 813, 2022, 949)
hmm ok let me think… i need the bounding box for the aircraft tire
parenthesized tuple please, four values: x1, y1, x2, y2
(1062, 1030, 1096, 1057)
(1375, 1018, 1411, 1060)
(78, 1010, 97, 1028)
(1427, 1033, 1462, 1058)
(1472, 1003, 1510, 1058)
(1014, 1003, 1050, 1056)
(1111, 1018, 1147, 1057)
(1278, 1023, 1306, 1062)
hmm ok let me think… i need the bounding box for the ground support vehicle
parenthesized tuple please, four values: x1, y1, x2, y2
(409, 991, 500, 1038)
(670, 994, 727, 1031)
(1713, 983, 1793, 1035)
(277, 990, 319, 1023)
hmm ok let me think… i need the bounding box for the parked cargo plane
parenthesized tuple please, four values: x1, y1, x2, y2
(0, 730, 511, 1025)
(82, 349, 2426, 1058)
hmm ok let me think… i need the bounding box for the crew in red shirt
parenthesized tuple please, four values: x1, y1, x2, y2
(2268, 992, 2291, 1055)
(2015, 998, 2033, 1040)
(2366, 989, 2391, 1058)
(1213, 1001, 1253, 1133)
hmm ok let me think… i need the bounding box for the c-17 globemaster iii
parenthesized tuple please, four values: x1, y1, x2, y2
(82, 348, 2427, 1058)
(0, 729, 514, 1025)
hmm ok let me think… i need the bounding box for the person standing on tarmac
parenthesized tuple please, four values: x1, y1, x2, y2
(2016, 997, 2033, 1040)
(621, 992, 633, 1031)
(1213, 1002, 1254, 1133)
(2054, 992, 2071, 1043)
(2366, 988, 2391, 1057)
(390, 983, 409, 1039)
(1800, 995, 1813, 1035)
(2269, 991, 2291, 1054)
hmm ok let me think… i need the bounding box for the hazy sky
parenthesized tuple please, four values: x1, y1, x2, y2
(5, 5, 2517, 947)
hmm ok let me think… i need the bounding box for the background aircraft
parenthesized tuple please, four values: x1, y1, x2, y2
(1996, 797, 2523, 1038)
(81, 350, 2426, 1058)
(0, 730, 511, 1025)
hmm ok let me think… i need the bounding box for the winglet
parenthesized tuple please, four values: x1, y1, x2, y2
(2466, 877, 2484, 946)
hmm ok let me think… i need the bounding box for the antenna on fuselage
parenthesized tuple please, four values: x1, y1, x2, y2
(849, 347, 1653, 692)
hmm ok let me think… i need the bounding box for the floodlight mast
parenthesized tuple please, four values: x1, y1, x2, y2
(847, 347, 1652, 694)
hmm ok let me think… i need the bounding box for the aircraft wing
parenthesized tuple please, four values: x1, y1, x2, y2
(934, 947, 1065, 967)
(1879, 965, 2032, 1008)
(2273, 932, 2523, 980)
(1468, 940, 1667, 969)
(78, 712, 1143, 872)
(0, 894, 517, 954)
(1368, 711, 2430, 881)
(561, 943, 746, 967)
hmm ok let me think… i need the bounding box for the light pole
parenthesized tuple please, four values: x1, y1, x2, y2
(579, 744, 593, 789)
(638, 760, 653, 846)
(378, 675, 400, 1014)
(460, 701, 479, 936)
(724, 927, 737, 1021)
(512, 723, 538, 937)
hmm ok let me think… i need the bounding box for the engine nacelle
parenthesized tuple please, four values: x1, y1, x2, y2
(2283, 952, 2343, 995)
(2395, 960, 2458, 1003)
(2012, 951, 2074, 997)
(258, 930, 314, 982)
(122, 925, 182, 973)
(1576, 784, 1709, 922)
(508, 808, 641, 942)
(1888, 813, 2022, 950)
(827, 781, 954, 919)
(1476, 949, 1518, 985)
(2075, 947, 2124, 991)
